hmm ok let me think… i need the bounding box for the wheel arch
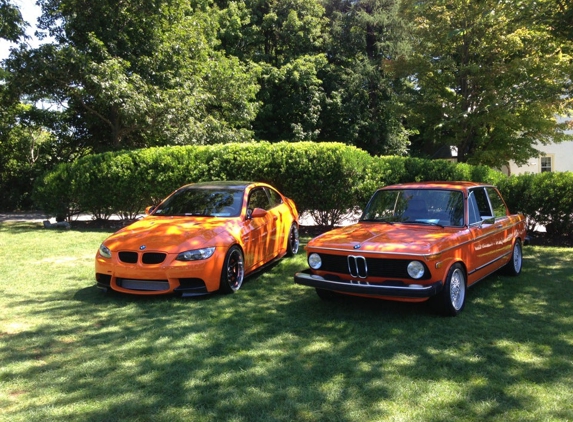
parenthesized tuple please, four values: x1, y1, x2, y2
(439, 259, 468, 290)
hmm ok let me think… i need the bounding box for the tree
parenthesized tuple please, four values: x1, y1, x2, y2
(216, 0, 412, 154)
(319, 0, 412, 155)
(0, 0, 26, 42)
(540, 0, 573, 42)
(217, 0, 329, 142)
(4, 0, 260, 154)
(401, 0, 573, 168)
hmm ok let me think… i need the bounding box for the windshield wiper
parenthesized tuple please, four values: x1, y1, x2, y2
(401, 220, 444, 228)
(361, 218, 394, 224)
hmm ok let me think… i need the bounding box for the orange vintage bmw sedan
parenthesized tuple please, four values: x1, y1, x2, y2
(294, 182, 528, 316)
(96, 181, 299, 296)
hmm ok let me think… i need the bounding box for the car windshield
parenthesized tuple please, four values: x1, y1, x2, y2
(360, 189, 464, 227)
(153, 187, 244, 217)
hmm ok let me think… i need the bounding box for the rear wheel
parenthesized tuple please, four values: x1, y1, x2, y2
(286, 224, 300, 256)
(503, 239, 522, 276)
(432, 263, 466, 316)
(219, 246, 244, 294)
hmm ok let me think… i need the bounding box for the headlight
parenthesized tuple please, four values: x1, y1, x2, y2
(308, 253, 322, 269)
(407, 261, 425, 279)
(176, 247, 216, 261)
(98, 244, 112, 259)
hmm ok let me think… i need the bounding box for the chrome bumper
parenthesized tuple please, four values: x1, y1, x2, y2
(294, 269, 443, 298)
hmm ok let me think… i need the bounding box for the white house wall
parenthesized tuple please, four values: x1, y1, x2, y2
(507, 140, 573, 174)
(507, 116, 573, 175)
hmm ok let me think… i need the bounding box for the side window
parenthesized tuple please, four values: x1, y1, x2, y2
(468, 192, 481, 225)
(486, 188, 508, 219)
(266, 188, 283, 208)
(470, 188, 493, 219)
(248, 188, 271, 211)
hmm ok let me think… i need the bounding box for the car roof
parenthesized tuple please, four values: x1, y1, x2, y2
(180, 181, 261, 190)
(380, 181, 491, 191)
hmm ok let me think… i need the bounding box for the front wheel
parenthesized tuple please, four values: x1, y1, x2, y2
(286, 224, 300, 257)
(432, 263, 466, 316)
(219, 246, 245, 294)
(502, 239, 522, 276)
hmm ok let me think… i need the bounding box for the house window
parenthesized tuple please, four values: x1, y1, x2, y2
(540, 156, 553, 172)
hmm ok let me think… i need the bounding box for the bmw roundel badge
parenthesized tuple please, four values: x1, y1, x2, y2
(353, 244, 361, 249)
(139, 245, 146, 250)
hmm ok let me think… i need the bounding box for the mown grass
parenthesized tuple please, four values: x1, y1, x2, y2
(1, 221, 572, 421)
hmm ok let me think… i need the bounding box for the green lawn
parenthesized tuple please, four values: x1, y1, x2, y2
(1, 221, 572, 422)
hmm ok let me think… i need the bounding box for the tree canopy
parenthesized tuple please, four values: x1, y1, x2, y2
(0, 0, 26, 42)
(400, 0, 573, 168)
(1, 0, 572, 209)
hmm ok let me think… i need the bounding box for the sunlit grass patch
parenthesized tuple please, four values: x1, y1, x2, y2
(1, 224, 573, 421)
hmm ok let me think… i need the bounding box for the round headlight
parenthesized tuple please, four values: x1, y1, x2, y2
(308, 253, 322, 270)
(407, 261, 425, 279)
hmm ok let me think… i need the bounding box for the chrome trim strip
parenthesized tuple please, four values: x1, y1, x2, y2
(467, 251, 511, 275)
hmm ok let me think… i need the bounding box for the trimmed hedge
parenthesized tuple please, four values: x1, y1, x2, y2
(34, 142, 568, 229)
(498, 171, 573, 234)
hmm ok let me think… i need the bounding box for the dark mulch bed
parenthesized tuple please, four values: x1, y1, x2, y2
(70, 219, 571, 248)
(526, 231, 573, 248)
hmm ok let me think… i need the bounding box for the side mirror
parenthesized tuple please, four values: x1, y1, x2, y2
(250, 207, 268, 219)
(482, 216, 496, 225)
(145, 205, 156, 215)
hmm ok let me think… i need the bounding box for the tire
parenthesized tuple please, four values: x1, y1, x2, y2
(432, 263, 466, 316)
(286, 224, 300, 257)
(315, 288, 341, 301)
(219, 246, 245, 294)
(502, 239, 522, 276)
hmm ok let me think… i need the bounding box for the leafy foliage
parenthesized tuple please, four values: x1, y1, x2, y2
(2, 0, 573, 212)
(4, 0, 260, 153)
(498, 171, 573, 234)
(33, 142, 504, 226)
(0, 0, 26, 42)
(318, 0, 413, 155)
(400, 0, 573, 167)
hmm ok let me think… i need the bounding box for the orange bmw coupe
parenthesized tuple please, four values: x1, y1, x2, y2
(294, 182, 528, 316)
(96, 181, 299, 296)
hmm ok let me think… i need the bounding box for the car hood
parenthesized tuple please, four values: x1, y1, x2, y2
(308, 223, 462, 255)
(102, 216, 235, 253)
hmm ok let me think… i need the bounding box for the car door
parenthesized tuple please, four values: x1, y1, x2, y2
(485, 186, 514, 261)
(243, 187, 276, 266)
(466, 187, 509, 284)
(266, 187, 290, 256)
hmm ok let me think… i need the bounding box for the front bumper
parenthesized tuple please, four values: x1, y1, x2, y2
(294, 269, 443, 299)
(95, 250, 226, 296)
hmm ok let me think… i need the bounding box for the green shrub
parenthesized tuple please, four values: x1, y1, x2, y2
(497, 173, 537, 229)
(265, 142, 371, 226)
(498, 172, 573, 234)
(36, 142, 572, 232)
(531, 172, 573, 234)
(33, 142, 371, 225)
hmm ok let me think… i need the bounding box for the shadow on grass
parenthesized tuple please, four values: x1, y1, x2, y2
(2, 248, 573, 421)
(0, 220, 116, 235)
